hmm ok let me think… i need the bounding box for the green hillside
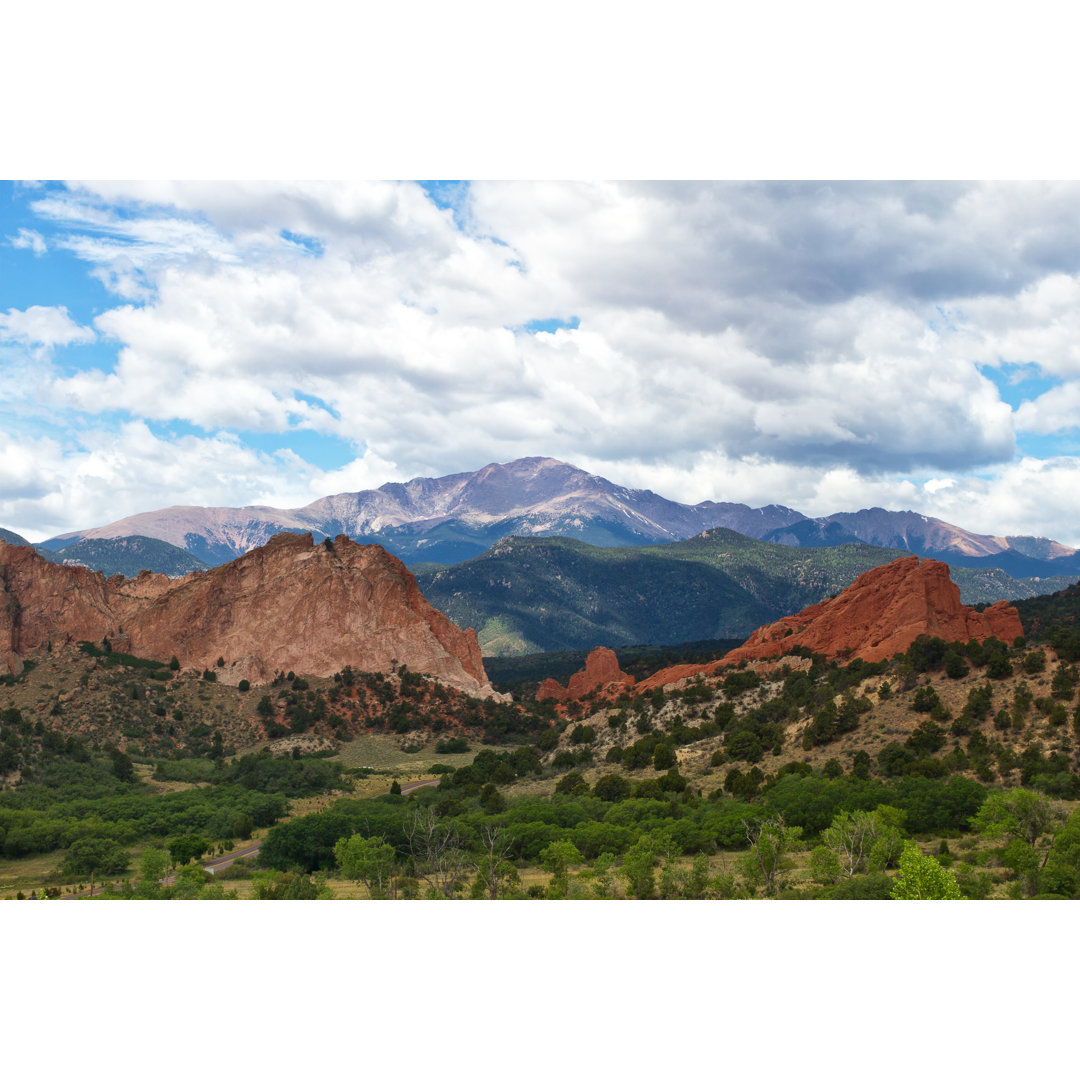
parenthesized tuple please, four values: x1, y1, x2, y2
(414, 529, 1034, 655)
(0, 528, 31, 546)
(35, 535, 210, 578)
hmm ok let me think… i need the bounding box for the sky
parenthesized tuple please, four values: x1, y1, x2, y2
(4, 179, 1080, 544)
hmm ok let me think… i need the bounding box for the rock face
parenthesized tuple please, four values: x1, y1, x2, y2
(537, 646, 635, 702)
(722, 556, 1024, 665)
(0, 534, 501, 698)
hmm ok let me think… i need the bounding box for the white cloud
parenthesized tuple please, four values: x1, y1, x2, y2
(0, 422, 396, 541)
(9, 227, 46, 255)
(11, 180, 1080, 544)
(0, 305, 94, 348)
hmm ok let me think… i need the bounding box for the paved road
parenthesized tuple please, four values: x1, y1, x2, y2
(57, 776, 439, 897)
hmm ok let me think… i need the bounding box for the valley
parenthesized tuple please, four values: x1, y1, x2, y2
(5, 538, 1080, 900)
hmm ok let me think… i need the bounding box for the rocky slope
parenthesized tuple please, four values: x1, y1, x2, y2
(0, 535, 501, 698)
(724, 556, 1023, 665)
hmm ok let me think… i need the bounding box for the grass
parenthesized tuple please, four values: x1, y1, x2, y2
(330, 732, 479, 775)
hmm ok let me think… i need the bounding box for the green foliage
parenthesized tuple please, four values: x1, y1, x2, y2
(335, 834, 397, 898)
(906, 719, 947, 756)
(435, 737, 469, 754)
(169, 834, 211, 865)
(593, 774, 632, 802)
(972, 787, 1061, 847)
(60, 837, 130, 883)
(1023, 650, 1047, 674)
(555, 770, 589, 796)
(808, 844, 840, 885)
(252, 870, 332, 900)
(414, 530, 960, 654)
(540, 839, 583, 898)
(740, 816, 802, 896)
(890, 842, 962, 899)
(652, 741, 677, 771)
(619, 835, 659, 899)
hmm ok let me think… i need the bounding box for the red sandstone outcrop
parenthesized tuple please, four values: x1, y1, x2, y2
(0, 534, 502, 698)
(722, 556, 1023, 665)
(537, 646, 636, 702)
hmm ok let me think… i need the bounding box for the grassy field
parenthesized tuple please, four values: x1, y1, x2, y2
(330, 732, 479, 774)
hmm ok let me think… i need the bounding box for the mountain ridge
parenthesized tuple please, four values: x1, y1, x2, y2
(410, 529, 1047, 656)
(25, 455, 1076, 574)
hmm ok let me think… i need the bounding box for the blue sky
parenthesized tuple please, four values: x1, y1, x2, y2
(4, 180, 1080, 545)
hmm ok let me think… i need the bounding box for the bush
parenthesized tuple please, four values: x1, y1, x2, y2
(593, 774, 632, 802)
(555, 770, 589, 796)
(652, 741, 677, 771)
(435, 737, 469, 754)
(1024, 651, 1047, 675)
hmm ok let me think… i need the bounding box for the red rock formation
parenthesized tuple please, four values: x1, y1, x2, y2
(0, 534, 502, 698)
(537, 646, 636, 702)
(723, 556, 1023, 665)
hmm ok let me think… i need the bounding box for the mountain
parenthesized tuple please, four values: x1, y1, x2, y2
(764, 508, 1080, 577)
(40, 457, 809, 566)
(0, 528, 31, 546)
(411, 529, 1037, 656)
(36, 456, 1078, 575)
(35, 535, 210, 578)
(0, 534, 501, 698)
(532, 558, 1023, 701)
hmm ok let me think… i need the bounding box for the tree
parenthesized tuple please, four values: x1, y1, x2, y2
(619, 836, 659, 899)
(591, 852, 619, 898)
(405, 806, 471, 898)
(61, 838, 130, 895)
(475, 826, 518, 900)
(652, 741, 677, 771)
(890, 842, 962, 899)
(109, 747, 135, 782)
(972, 788, 1061, 848)
(740, 816, 802, 897)
(540, 840, 583, 898)
(168, 834, 210, 866)
(821, 810, 879, 877)
(809, 845, 841, 885)
(335, 834, 397, 898)
(593, 774, 632, 802)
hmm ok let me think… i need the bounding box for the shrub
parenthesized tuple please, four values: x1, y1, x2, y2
(435, 737, 469, 754)
(593, 774, 632, 802)
(652, 741, 677, 771)
(1024, 651, 1047, 675)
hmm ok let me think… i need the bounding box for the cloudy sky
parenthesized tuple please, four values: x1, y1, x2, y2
(3, 179, 1080, 544)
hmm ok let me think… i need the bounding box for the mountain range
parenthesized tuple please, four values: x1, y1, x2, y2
(24, 457, 1080, 579)
(410, 529, 1062, 655)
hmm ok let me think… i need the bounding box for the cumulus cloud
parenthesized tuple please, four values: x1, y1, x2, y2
(8, 180, 1080, 543)
(0, 305, 94, 348)
(0, 422, 398, 541)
